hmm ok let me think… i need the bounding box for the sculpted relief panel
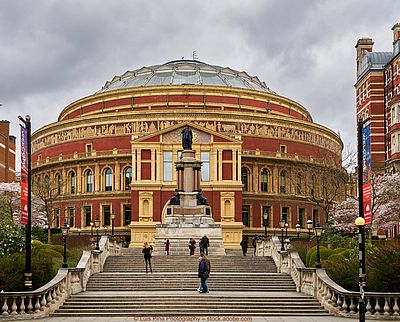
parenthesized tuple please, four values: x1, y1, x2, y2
(32, 119, 342, 155)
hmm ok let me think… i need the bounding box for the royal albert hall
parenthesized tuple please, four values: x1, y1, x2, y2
(31, 60, 344, 248)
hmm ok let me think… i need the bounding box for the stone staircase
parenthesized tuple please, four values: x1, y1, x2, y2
(52, 249, 329, 317)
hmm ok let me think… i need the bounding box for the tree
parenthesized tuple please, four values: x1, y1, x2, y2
(329, 172, 400, 234)
(32, 176, 60, 243)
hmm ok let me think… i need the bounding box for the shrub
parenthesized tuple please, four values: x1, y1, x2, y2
(325, 255, 358, 291)
(306, 246, 334, 268)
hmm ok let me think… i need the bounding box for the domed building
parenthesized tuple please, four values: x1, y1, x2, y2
(31, 60, 344, 248)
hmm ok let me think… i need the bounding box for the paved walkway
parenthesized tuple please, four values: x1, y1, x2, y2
(14, 316, 376, 322)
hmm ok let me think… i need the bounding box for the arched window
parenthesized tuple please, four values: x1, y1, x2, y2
(55, 173, 62, 195)
(69, 171, 76, 194)
(124, 167, 132, 190)
(311, 174, 317, 196)
(86, 169, 93, 193)
(296, 173, 303, 195)
(104, 168, 113, 191)
(279, 170, 287, 193)
(260, 169, 269, 192)
(241, 167, 249, 192)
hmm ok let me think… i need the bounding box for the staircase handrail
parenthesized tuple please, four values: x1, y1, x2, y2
(269, 236, 400, 319)
(0, 236, 121, 319)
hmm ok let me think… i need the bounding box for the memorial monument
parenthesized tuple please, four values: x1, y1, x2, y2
(153, 126, 226, 255)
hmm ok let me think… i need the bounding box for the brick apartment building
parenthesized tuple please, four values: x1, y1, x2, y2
(0, 120, 16, 182)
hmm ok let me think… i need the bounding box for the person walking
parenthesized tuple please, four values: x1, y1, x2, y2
(240, 236, 248, 256)
(202, 235, 209, 256)
(189, 238, 196, 256)
(198, 252, 209, 293)
(142, 242, 153, 273)
(252, 234, 259, 256)
(164, 239, 170, 255)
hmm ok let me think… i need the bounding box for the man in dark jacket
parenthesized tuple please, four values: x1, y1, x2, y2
(142, 242, 153, 273)
(198, 252, 209, 293)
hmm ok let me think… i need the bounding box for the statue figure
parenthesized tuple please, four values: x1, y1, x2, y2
(169, 189, 180, 205)
(182, 126, 193, 150)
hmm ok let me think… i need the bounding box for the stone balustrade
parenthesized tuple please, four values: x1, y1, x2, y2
(0, 236, 121, 319)
(265, 236, 400, 319)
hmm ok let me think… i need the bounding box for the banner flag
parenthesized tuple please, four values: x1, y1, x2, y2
(362, 124, 372, 224)
(20, 124, 28, 225)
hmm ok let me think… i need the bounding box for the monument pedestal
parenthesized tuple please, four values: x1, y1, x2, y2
(153, 148, 225, 255)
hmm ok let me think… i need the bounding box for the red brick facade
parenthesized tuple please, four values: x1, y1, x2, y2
(0, 120, 16, 182)
(31, 61, 344, 242)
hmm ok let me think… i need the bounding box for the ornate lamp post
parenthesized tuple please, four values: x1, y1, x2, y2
(263, 212, 268, 237)
(284, 222, 289, 239)
(306, 218, 313, 239)
(110, 212, 116, 238)
(314, 222, 323, 268)
(90, 222, 94, 237)
(355, 216, 366, 322)
(296, 223, 301, 238)
(280, 220, 285, 251)
(61, 219, 70, 268)
(94, 217, 100, 251)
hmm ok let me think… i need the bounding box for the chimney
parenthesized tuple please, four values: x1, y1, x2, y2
(392, 23, 400, 55)
(355, 38, 374, 74)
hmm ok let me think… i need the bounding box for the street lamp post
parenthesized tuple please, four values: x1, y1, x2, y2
(94, 217, 100, 251)
(356, 216, 366, 322)
(284, 222, 289, 239)
(314, 222, 323, 268)
(19, 115, 32, 290)
(307, 219, 313, 239)
(357, 118, 368, 322)
(280, 220, 285, 251)
(263, 212, 268, 237)
(296, 223, 301, 238)
(61, 219, 70, 268)
(90, 222, 94, 237)
(110, 212, 116, 238)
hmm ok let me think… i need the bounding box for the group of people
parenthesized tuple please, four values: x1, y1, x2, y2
(142, 237, 211, 293)
(189, 235, 210, 256)
(240, 235, 259, 256)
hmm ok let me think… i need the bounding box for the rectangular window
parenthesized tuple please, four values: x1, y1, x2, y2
(124, 204, 132, 226)
(163, 151, 173, 181)
(312, 208, 318, 225)
(68, 207, 74, 227)
(262, 206, 271, 227)
(84, 206, 91, 227)
(54, 208, 60, 228)
(298, 208, 305, 228)
(86, 144, 93, 156)
(201, 151, 210, 181)
(242, 205, 250, 227)
(280, 145, 287, 154)
(103, 205, 111, 226)
(281, 207, 289, 223)
(392, 107, 396, 125)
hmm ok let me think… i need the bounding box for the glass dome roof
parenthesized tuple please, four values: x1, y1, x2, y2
(97, 60, 276, 94)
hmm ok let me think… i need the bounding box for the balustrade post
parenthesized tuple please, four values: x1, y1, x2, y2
(10, 297, 17, 315)
(1, 296, 9, 316)
(40, 293, 46, 310)
(383, 297, 390, 316)
(393, 297, 399, 316)
(34, 295, 41, 313)
(365, 297, 372, 316)
(27, 295, 33, 314)
(349, 297, 356, 314)
(374, 298, 381, 316)
(46, 291, 52, 307)
(19, 296, 26, 315)
(337, 294, 343, 310)
(342, 296, 349, 312)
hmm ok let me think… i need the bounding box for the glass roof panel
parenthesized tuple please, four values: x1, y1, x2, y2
(199, 72, 226, 86)
(173, 71, 198, 84)
(146, 72, 172, 86)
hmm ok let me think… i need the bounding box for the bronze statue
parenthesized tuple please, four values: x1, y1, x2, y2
(182, 126, 193, 150)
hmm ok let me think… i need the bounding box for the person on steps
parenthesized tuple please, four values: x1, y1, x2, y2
(189, 238, 196, 256)
(198, 252, 210, 293)
(164, 239, 170, 255)
(142, 242, 153, 273)
(240, 236, 248, 256)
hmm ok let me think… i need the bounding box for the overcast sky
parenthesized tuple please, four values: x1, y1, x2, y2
(1, 1, 400, 170)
